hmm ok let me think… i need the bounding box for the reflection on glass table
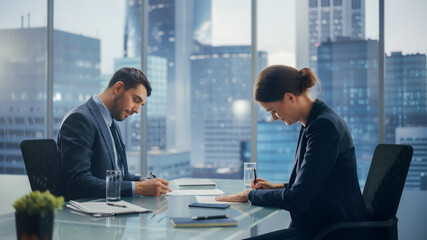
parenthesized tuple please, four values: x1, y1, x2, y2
(0, 179, 284, 240)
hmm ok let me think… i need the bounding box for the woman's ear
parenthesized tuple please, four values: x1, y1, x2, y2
(284, 93, 296, 103)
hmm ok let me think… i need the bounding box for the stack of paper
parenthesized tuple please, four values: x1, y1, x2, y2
(67, 200, 150, 217)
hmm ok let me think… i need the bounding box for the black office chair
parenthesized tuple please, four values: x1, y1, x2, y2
(314, 144, 413, 240)
(20, 139, 63, 197)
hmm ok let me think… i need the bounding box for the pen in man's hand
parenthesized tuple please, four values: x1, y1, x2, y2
(192, 215, 229, 220)
(254, 167, 257, 185)
(150, 172, 157, 178)
(107, 202, 127, 208)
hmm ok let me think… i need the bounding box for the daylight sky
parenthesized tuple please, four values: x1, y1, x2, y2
(1, 0, 426, 74)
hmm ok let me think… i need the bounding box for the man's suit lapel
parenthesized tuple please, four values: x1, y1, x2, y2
(87, 97, 115, 169)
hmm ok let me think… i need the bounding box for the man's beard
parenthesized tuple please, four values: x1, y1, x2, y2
(111, 96, 125, 121)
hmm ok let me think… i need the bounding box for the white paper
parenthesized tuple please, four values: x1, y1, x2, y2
(195, 196, 249, 205)
(67, 200, 150, 217)
(166, 189, 224, 196)
(172, 178, 216, 186)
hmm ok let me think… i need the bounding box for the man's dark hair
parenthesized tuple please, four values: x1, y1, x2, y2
(108, 67, 152, 97)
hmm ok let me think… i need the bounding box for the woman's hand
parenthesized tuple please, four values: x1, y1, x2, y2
(251, 178, 285, 189)
(215, 189, 252, 202)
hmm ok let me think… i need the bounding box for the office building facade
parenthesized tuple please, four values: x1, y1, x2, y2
(256, 122, 300, 182)
(190, 44, 267, 176)
(317, 38, 378, 183)
(296, 0, 365, 72)
(385, 52, 427, 143)
(396, 127, 427, 189)
(114, 56, 168, 151)
(0, 27, 101, 174)
(123, 0, 212, 152)
(385, 52, 427, 189)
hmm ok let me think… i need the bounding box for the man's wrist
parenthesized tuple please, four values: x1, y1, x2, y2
(131, 181, 136, 196)
(248, 190, 255, 204)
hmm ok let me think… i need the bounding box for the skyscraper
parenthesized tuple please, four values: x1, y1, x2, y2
(190, 44, 267, 175)
(296, 0, 365, 72)
(114, 56, 168, 151)
(123, 0, 174, 152)
(123, 0, 212, 151)
(256, 122, 300, 182)
(317, 38, 378, 184)
(0, 27, 101, 174)
(385, 52, 427, 190)
(396, 127, 427, 189)
(385, 52, 427, 143)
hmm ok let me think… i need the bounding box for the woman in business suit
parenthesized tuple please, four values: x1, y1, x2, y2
(216, 65, 368, 240)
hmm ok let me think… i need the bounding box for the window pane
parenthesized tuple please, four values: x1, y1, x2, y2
(0, 1, 47, 174)
(256, 0, 298, 183)
(384, 0, 427, 190)
(53, 2, 140, 171)
(189, 0, 255, 179)
(132, 0, 255, 179)
(316, 0, 378, 188)
(257, 0, 378, 188)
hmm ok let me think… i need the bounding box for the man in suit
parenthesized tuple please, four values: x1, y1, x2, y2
(58, 67, 171, 200)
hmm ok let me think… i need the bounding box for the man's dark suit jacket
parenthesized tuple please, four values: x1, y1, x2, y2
(57, 97, 141, 200)
(249, 99, 368, 239)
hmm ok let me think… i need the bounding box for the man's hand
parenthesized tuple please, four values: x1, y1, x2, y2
(251, 177, 284, 189)
(215, 189, 252, 202)
(135, 178, 172, 196)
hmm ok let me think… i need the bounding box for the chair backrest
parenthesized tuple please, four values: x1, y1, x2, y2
(362, 144, 413, 221)
(20, 139, 61, 196)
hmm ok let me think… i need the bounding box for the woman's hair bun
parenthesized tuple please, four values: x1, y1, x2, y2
(299, 68, 317, 92)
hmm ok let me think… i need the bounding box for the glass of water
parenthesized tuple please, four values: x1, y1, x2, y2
(106, 169, 121, 202)
(243, 162, 256, 189)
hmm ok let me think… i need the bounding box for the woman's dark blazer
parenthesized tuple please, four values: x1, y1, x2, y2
(249, 99, 368, 238)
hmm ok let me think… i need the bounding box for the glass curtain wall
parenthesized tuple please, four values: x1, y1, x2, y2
(0, 0, 425, 193)
(256, 0, 300, 182)
(0, 1, 47, 174)
(256, 0, 379, 188)
(143, 0, 254, 179)
(384, 0, 427, 190)
(315, 0, 379, 188)
(53, 1, 144, 175)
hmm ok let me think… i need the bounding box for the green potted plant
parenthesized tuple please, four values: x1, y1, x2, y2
(13, 190, 64, 240)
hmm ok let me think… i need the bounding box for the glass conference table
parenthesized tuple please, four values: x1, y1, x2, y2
(0, 179, 282, 240)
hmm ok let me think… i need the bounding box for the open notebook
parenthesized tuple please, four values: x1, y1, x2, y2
(67, 200, 150, 217)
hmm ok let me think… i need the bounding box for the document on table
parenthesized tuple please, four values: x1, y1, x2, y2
(170, 216, 238, 228)
(172, 178, 216, 186)
(66, 200, 150, 217)
(196, 196, 249, 205)
(166, 189, 224, 195)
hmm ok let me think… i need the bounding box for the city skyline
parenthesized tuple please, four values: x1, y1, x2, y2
(1, 0, 426, 188)
(1, 0, 426, 74)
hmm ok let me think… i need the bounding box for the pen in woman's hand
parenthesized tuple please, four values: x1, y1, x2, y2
(151, 172, 157, 178)
(253, 168, 257, 185)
